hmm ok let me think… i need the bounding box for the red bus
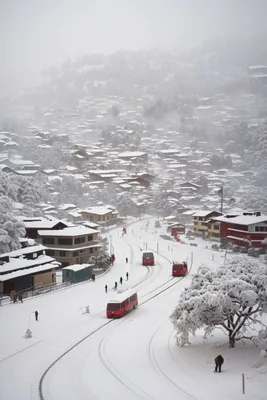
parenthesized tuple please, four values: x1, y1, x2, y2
(106, 288, 138, 318)
(142, 252, 154, 266)
(172, 261, 188, 276)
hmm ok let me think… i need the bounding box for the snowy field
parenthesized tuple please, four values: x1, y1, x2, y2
(0, 218, 266, 400)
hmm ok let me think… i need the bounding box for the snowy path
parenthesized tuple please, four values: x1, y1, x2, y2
(1, 218, 265, 400)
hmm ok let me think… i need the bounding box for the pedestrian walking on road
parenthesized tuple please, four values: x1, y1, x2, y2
(125, 257, 128, 263)
(105, 284, 108, 293)
(35, 310, 39, 321)
(214, 355, 224, 372)
(114, 281, 118, 290)
(120, 277, 123, 285)
(126, 272, 129, 280)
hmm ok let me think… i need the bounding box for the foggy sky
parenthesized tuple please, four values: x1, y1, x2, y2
(1, 0, 267, 96)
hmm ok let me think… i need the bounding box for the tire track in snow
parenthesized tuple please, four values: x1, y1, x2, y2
(98, 337, 156, 400)
(167, 330, 203, 384)
(147, 322, 198, 400)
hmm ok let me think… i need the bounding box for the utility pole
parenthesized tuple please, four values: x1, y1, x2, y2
(219, 186, 223, 214)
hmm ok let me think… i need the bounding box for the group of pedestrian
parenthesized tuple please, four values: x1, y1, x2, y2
(10, 290, 23, 303)
(104, 272, 129, 293)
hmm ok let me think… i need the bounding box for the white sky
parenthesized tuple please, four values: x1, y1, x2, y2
(1, 0, 267, 95)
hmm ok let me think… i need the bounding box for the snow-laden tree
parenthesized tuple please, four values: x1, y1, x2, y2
(0, 195, 26, 253)
(170, 258, 267, 348)
(89, 235, 110, 271)
(117, 193, 136, 217)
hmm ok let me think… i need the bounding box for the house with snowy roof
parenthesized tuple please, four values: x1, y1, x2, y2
(18, 216, 69, 239)
(37, 226, 100, 267)
(0, 253, 60, 296)
(193, 210, 222, 237)
(79, 206, 118, 224)
(211, 212, 267, 248)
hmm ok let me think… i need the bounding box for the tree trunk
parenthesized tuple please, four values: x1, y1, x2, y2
(229, 334, 235, 348)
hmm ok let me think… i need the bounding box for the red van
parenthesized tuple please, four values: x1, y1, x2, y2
(172, 261, 188, 276)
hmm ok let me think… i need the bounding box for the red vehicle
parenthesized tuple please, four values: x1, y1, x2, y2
(172, 261, 188, 276)
(142, 252, 154, 266)
(106, 288, 138, 318)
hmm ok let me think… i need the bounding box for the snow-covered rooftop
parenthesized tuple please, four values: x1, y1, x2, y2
(38, 226, 98, 237)
(214, 214, 267, 226)
(80, 207, 113, 216)
(118, 151, 147, 158)
(0, 255, 55, 274)
(0, 245, 47, 259)
(0, 262, 59, 282)
(62, 264, 94, 272)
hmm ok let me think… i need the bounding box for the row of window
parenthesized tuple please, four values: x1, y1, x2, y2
(46, 248, 95, 257)
(43, 235, 94, 246)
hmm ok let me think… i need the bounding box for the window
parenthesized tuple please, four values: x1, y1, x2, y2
(211, 233, 220, 238)
(74, 236, 86, 244)
(79, 249, 85, 254)
(73, 251, 78, 257)
(107, 303, 120, 310)
(88, 234, 93, 241)
(58, 238, 72, 245)
(98, 216, 101, 221)
(89, 248, 94, 254)
(59, 251, 66, 257)
(255, 226, 265, 232)
(46, 250, 55, 257)
(76, 257, 83, 264)
(43, 237, 55, 245)
(213, 225, 219, 230)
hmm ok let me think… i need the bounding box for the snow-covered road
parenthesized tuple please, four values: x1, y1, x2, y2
(0, 218, 265, 400)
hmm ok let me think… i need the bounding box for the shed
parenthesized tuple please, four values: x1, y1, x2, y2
(62, 264, 93, 284)
(170, 224, 185, 236)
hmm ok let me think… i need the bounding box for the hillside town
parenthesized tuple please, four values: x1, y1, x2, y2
(0, 47, 267, 299)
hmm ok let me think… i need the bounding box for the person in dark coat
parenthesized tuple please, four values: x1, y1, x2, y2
(18, 293, 23, 303)
(114, 281, 118, 289)
(92, 273, 95, 282)
(105, 284, 108, 293)
(126, 272, 129, 280)
(35, 311, 39, 321)
(125, 257, 128, 263)
(120, 277, 123, 285)
(215, 355, 224, 372)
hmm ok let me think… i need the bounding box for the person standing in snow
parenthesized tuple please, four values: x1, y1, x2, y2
(114, 281, 118, 290)
(120, 277, 123, 285)
(214, 355, 224, 372)
(125, 257, 128, 263)
(35, 311, 39, 321)
(126, 272, 129, 280)
(105, 285, 108, 293)
(18, 293, 23, 303)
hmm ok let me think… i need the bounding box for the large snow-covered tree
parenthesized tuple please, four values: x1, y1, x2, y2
(170, 258, 267, 348)
(0, 196, 26, 253)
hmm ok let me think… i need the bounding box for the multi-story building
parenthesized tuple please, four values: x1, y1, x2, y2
(193, 210, 222, 237)
(37, 226, 99, 267)
(212, 212, 267, 248)
(18, 216, 68, 239)
(79, 206, 118, 224)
